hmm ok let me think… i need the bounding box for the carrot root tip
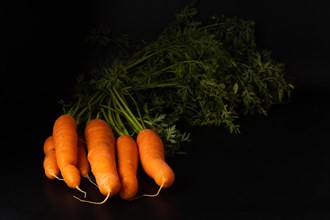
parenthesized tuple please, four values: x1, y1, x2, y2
(76, 186, 87, 198)
(85, 175, 99, 188)
(73, 192, 110, 205)
(130, 181, 164, 201)
(53, 175, 64, 181)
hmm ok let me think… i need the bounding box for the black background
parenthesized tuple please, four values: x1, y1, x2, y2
(1, 0, 330, 219)
(2, 0, 329, 97)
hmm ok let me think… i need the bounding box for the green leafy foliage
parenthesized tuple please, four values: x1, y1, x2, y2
(60, 3, 294, 156)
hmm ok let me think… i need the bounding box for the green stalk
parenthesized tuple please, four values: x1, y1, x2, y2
(126, 51, 158, 70)
(109, 87, 144, 132)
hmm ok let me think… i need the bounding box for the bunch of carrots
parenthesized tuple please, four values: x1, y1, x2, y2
(43, 2, 295, 205)
(43, 113, 175, 204)
(43, 64, 186, 204)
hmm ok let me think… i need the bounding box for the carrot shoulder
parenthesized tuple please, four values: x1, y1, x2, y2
(116, 134, 139, 200)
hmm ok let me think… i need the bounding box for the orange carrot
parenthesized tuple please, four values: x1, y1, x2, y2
(106, 87, 175, 199)
(42, 135, 62, 180)
(135, 128, 175, 197)
(116, 134, 139, 200)
(43, 150, 61, 180)
(43, 135, 55, 155)
(77, 134, 92, 181)
(43, 150, 62, 180)
(52, 114, 85, 197)
(75, 118, 121, 204)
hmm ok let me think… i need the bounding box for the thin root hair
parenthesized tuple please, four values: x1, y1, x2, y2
(73, 192, 110, 205)
(130, 181, 164, 201)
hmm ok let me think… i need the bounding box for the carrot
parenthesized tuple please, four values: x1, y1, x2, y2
(135, 128, 175, 198)
(106, 87, 175, 198)
(42, 135, 62, 180)
(116, 134, 139, 200)
(77, 133, 95, 185)
(43, 150, 60, 179)
(52, 114, 86, 197)
(74, 118, 121, 204)
(43, 135, 55, 155)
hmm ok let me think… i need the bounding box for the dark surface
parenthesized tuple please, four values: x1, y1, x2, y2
(1, 89, 330, 220)
(1, 1, 330, 219)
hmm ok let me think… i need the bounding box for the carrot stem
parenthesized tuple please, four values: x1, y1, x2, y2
(101, 106, 126, 136)
(112, 88, 140, 128)
(109, 88, 144, 132)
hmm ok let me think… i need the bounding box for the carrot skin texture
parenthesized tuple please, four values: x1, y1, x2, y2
(53, 114, 79, 168)
(43, 149, 60, 179)
(136, 129, 175, 188)
(43, 136, 55, 155)
(77, 134, 91, 178)
(84, 119, 121, 197)
(52, 114, 81, 189)
(42, 135, 60, 179)
(61, 164, 82, 188)
(116, 135, 139, 200)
